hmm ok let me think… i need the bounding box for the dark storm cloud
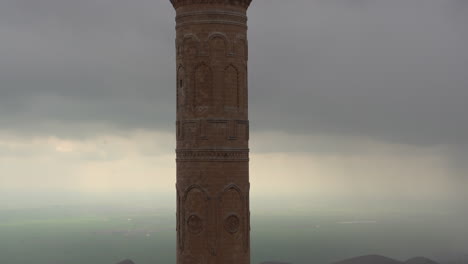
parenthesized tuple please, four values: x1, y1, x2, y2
(0, 0, 467, 147)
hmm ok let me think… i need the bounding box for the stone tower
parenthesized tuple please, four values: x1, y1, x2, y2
(170, 0, 252, 263)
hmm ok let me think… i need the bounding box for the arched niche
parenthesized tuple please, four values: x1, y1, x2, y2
(183, 34, 201, 58)
(193, 63, 213, 111)
(235, 36, 248, 60)
(218, 184, 245, 261)
(224, 64, 240, 109)
(208, 32, 230, 57)
(182, 185, 210, 254)
(177, 66, 186, 109)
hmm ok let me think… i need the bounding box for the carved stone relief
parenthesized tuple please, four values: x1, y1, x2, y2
(224, 214, 241, 234)
(218, 185, 245, 257)
(176, 149, 249, 162)
(187, 214, 204, 234)
(179, 33, 248, 60)
(182, 185, 210, 254)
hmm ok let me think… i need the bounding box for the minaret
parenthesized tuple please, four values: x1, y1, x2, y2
(170, 0, 252, 263)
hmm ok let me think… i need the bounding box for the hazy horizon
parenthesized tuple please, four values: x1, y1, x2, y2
(1, 191, 467, 264)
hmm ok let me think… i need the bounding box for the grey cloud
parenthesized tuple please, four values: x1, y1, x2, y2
(248, 0, 468, 147)
(0, 0, 467, 149)
(0, 0, 176, 134)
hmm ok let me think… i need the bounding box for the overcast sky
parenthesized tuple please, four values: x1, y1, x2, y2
(0, 0, 467, 201)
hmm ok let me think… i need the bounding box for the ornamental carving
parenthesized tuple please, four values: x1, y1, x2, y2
(218, 185, 245, 254)
(224, 214, 240, 234)
(181, 185, 210, 253)
(187, 214, 204, 234)
(177, 149, 249, 161)
(178, 33, 248, 59)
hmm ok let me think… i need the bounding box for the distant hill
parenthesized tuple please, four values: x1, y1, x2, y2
(405, 257, 440, 264)
(333, 255, 402, 264)
(332, 255, 440, 264)
(114, 255, 441, 264)
(116, 260, 135, 264)
(260, 262, 292, 264)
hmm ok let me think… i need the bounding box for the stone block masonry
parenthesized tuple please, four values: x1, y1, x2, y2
(170, 1, 253, 263)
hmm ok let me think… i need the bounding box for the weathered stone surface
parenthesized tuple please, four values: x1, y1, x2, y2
(171, 0, 252, 263)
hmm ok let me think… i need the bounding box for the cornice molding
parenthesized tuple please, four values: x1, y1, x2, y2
(170, 0, 252, 9)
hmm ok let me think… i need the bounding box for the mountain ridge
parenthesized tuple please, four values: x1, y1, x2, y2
(114, 255, 441, 264)
(332, 255, 440, 264)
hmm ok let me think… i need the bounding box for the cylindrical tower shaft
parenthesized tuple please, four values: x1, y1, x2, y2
(171, 1, 252, 264)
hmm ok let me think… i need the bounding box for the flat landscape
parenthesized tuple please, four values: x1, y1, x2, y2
(1, 193, 466, 264)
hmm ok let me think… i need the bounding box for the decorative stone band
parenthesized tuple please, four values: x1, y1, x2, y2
(176, 10, 247, 28)
(176, 20, 247, 29)
(170, 0, 252, 9)
(176, 149, 249, 162)
(177, 119, 249, 142)
(176, 10, 247, 20)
